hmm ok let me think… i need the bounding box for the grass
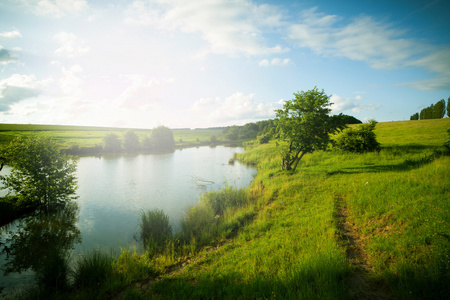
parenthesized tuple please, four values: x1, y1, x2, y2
(7, 118, 450, 299)
(0, 123, 225, 150)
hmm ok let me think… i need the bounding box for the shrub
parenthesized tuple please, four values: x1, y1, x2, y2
(333, 119, 380, 153)
(139, 209, 172, 253)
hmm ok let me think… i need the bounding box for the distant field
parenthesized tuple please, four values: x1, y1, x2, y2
(0, 124, 224, 149)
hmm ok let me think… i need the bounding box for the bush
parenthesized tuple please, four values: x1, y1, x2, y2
(139, 209, 172, 253)
(333, 119, 380, 153)
(443, 128, 450, 155)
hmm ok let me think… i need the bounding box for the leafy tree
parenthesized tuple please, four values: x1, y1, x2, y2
(0, 135, 78, 210)
(151, 126, 175, 151)
(275, 87, 346, 171)
(333, 120, 380, 153)
(340, 114, 362, 124)
(103, 133, 122, 153)
(410, 113, 419, 120)
(433, 99, 445, 119)
(123, 130, 141, 152)
(447, 97, 450, 117)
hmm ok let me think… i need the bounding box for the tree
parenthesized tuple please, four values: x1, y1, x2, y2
(333, 120, 380, 153)
(433, 99, 445, 119)
(340, 114, 362, 124)
(123, 131, 141, 152)
(410, 113, 419, 120)
(151, 126, 175, 151)
(447, 97, 450, 117)
(275, 87, 346, 171)
(0, 135, 78, 210)
(103, 133, 122, 153)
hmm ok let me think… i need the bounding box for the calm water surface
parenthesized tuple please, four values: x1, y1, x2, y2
(0, 146, 256, 296)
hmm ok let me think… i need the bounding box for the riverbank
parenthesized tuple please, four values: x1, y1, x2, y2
(4, 118, 450, 299)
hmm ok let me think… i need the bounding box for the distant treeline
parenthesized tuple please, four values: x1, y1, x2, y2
(64, 126, 175, 155)
(222, 114, 361, 144)
(410, 97, 450, 120)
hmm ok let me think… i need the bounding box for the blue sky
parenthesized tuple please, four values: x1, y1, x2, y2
(0, 0, 449, 129)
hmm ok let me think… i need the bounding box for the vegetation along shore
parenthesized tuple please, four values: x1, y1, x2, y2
(1, 96, 449, 299)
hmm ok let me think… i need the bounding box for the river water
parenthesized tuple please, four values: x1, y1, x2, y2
(0, 146, 257, 297)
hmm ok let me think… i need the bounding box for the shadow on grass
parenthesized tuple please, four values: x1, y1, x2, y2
(151, 269, 350, 300)
(327, 151, 443, 176)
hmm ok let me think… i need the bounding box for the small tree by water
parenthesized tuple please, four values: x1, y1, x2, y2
(0, 135, 78, 211)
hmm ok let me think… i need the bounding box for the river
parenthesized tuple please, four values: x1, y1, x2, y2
(0, 146, 257, 297)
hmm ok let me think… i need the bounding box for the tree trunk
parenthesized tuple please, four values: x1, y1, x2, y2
(292, 151, 306, 172)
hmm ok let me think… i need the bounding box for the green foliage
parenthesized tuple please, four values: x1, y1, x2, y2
(139, 209, 172, 253)
(410, 112, 419, 120)
(123, 131, 141, 152)
(151, 126, 175, 151)
(0, 135, 78, 210)
(417, 98, 448, 120)
(103, 133, 122, 153)
(447, 97, 450, 118)
(275, 87, 346, 171)
(339, 114, 362, 124)
(333, 120, 381, 153)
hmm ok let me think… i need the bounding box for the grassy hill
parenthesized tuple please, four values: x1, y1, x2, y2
(142, 119, 449, 299)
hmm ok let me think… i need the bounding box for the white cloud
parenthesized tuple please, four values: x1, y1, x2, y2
(59, 64, 84, 96)
(330, 94, 379, 114)
(0, 30, 22, 38)
(191, 92, 279, 125)
(400, 48, 450, 90)
(258, 57, 291, 67)
(125, 0, 289, 57)
(0, 74, 52, 111)
(54, 32, 90, 58)
(287, 7, 450, 91)
(288, 8, 421, 69)
(17, 0, 88, 18)
(116, 75, 173, 111)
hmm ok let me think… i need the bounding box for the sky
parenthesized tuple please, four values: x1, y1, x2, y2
(0, 0, 449, 129)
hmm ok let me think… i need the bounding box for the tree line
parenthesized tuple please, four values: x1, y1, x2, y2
(66, 126, 175, 155)
(410, 97, 450, 120)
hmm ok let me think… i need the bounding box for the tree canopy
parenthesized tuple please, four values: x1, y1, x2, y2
(0, 135, 78, 211)
(275, 87, 346, 171)
(151, 126, 175, 151)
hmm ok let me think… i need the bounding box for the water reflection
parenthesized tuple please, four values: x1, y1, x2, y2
(1, 201, 81, 294)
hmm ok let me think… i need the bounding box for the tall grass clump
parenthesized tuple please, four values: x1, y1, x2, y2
(34, 249, 71, 295)
(72, 250, 115, 290)
(139, 208, 172, 254)
(179, 186, 251, 248)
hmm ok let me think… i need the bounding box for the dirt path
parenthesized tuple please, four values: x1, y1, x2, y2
(334, 194, 392, 300)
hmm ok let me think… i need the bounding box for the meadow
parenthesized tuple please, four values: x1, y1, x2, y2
(4, 118, 450, 299)
(0, 124, 224, 150)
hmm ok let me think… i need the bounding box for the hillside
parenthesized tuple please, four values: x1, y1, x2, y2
(140, 119, 450, 299)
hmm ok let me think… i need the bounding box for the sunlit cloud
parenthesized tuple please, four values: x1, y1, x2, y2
(125, 0, 289, 57)
(258, 58, 291, 67)
(330, 94, 380, 114)
(191, 92, 280, 126)
(15, 0, 88, 18)
(54, 32, 90, 58)
(0, 30, 22, 38)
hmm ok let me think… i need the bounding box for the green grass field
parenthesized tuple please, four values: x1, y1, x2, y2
(6, 118, 450, 299)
